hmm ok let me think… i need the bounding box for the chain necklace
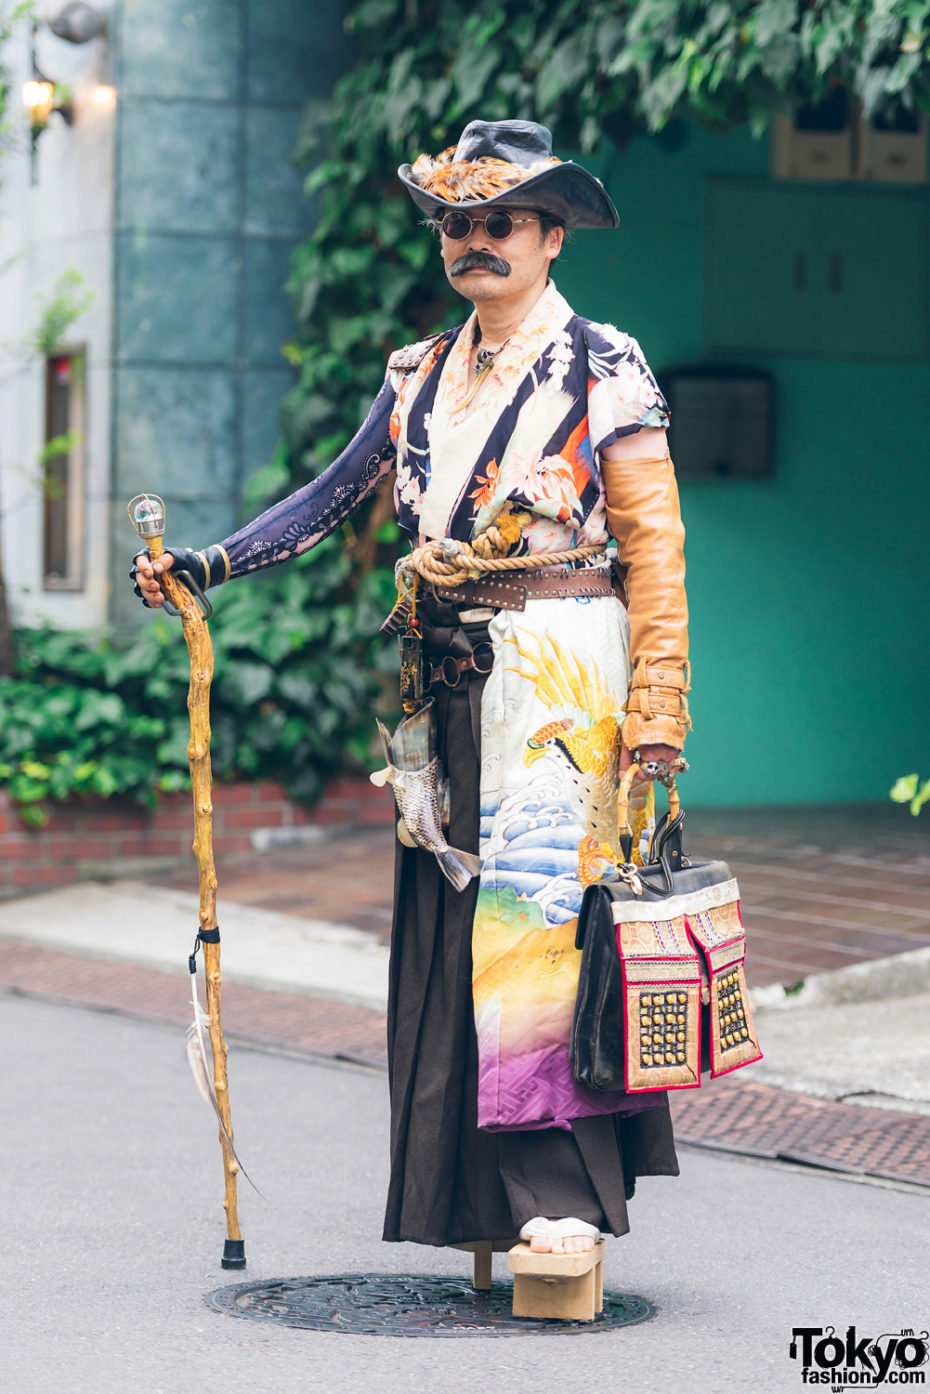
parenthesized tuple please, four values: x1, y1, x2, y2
(455, 327, 511, 413)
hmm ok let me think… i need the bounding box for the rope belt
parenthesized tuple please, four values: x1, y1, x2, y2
(381, 537, 618, 640)
(400, 536, 607, 588)
(394, 536, 615, 614)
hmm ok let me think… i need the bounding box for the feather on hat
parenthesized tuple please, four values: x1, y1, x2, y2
(398, 119, 619, 230)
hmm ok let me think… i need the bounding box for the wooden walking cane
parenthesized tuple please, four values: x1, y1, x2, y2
(128, 494, 246, 1271)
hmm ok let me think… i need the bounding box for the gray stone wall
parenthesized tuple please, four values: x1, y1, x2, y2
(110, 0, 352, 622)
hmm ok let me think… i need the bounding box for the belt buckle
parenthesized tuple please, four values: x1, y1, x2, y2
(472, 641, 494, 675)
(440, 654, 462, 688)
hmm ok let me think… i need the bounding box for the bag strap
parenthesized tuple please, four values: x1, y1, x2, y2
(652, 808, 686, 875)
(617, 762, 681, 845)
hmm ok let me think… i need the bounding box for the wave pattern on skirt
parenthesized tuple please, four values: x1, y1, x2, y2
(473, 591, 663, 1131)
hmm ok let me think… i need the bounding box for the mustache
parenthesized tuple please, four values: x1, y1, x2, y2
(449, 250, 511, 278)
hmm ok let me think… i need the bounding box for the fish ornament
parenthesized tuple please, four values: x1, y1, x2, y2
(371, 697, 480, 892)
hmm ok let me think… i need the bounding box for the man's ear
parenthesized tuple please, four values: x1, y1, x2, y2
(545, 225, 565, 262)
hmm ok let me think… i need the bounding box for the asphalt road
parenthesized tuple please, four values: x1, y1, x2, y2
(2, 995, 926, 1394)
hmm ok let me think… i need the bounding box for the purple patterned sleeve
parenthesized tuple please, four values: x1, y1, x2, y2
(218, 378, 397, 578)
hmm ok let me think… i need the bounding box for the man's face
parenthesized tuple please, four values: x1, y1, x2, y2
(438, 206, 564, 306)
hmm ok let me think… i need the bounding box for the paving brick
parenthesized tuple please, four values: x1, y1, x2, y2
(212, 834, 253, 855)
(302, 807, 352, 826)
(139, 808, 930, 993)
(12, 864, 77, 887)
(115, 837, 163, 858)
(208, 785, 245, 805)
(0, 941, 387, 1068)
(150, 808, 200, 831)
(671, 1078, 930, 1187)
(2, 837, 44, 860)
(251, 781, 289, 803)
(358, 803, 396, 826)
(219, 807, 285, 830)
(77, 812, 141, 834)
(2, 939, 925, 1189)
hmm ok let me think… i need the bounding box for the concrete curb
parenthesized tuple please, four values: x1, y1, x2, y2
(749, 943, 930, 1012)
(0, 880, 390, 1011)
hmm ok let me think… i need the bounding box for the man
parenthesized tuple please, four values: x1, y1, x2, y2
(134, 120, 690, 1260)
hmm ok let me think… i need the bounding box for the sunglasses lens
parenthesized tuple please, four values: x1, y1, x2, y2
(485, 211, 515, 239)
(441, 212, 472, 240)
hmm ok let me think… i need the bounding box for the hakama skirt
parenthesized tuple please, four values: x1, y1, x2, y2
(382, 603, 679, 1247)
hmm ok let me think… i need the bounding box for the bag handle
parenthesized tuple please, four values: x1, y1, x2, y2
(618, 763, 680, 854)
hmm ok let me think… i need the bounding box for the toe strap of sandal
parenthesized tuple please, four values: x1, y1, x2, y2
(518, 1216, 554, 1242)
(519, 1216, 600, 1242)
(548, 1218, 600, 1240)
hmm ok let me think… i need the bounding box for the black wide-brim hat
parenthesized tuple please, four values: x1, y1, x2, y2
(398, 119, 619, 230)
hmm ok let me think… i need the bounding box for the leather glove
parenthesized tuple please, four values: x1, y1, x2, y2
(602, 451, 690, 750)
(130, 544, 229, 608)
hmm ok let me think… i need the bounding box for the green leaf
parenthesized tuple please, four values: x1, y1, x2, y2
(223, 662, 275, 706)
(74, 691, 125, 732)
(20, 759, 52, 779)
(451, 40, 500, 110)
(890, 774, 919, 802)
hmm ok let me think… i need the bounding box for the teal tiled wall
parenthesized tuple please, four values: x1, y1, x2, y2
(110, 0, 352, 623)
(557, 123, 930, 805)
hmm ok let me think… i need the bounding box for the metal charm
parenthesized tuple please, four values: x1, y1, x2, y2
(399, 630, 424, 712)
(637, 756, 690, 786)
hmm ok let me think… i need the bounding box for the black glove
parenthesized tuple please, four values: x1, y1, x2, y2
(130, 544, 227, 607)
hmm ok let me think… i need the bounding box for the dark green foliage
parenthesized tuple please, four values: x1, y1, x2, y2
(0, 541, 397, 825)
(280, 0, 930, 499)
(5, 2, 929, 812)
(260, 1, 930, 799)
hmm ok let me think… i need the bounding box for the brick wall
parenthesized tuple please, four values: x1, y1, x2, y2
(0, 778, 393, 896)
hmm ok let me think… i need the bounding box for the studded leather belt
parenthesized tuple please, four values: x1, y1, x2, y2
(442, 566, 620, 614)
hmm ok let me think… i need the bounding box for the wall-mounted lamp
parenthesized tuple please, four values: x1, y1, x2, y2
(22, 67, 73, 136)
(20, 4, 110, 177)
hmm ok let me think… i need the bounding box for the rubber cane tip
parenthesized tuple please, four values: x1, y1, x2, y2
(221, 1239, 246, 1270)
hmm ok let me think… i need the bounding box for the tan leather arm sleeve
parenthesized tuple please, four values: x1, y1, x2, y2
(602, 450, 691, 750)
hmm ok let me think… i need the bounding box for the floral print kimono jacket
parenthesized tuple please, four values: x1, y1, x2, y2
(219, 281, 672, 1134)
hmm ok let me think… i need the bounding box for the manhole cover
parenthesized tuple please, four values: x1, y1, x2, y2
(205, 1274, 655, 1335)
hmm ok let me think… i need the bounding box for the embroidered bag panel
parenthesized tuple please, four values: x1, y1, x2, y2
(614, 912, 701, 1092)
(684, 902, 763, 1077)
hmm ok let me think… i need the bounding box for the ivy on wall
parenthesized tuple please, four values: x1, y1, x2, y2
(234, 0, 930, 795)
(4, 2, 930, 811)
(273, 0, 930, 499)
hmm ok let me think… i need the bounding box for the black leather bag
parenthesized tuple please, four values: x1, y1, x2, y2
(571, 783, 762, 1094)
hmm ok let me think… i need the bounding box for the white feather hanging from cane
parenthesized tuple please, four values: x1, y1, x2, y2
(186, 971, 259, 1192)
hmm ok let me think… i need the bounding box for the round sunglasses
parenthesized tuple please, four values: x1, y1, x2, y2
(437, 210, 540, 241)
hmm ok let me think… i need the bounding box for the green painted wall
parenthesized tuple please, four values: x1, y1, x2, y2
(555, 124, 930, 807)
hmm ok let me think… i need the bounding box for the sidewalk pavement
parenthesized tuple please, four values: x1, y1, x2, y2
(1, 804, 929, 1187)
(6, 994, 926, 1394)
